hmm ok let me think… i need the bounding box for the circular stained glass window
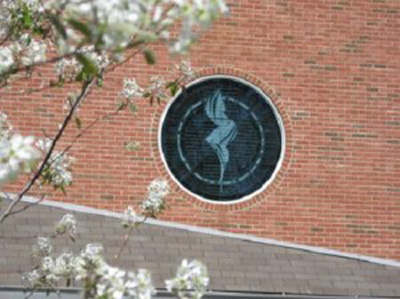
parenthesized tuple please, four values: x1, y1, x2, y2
(160, 76, 284, 203)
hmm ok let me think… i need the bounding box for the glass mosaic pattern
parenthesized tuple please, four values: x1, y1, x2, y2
(161, 77, 283, 202)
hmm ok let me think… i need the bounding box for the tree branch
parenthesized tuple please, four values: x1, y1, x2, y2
(57, 100, 128, 160)
(5, 194, 46, 218)
(114, 216, 147, 261)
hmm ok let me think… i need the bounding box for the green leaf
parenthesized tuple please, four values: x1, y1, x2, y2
(59, 185, 67, 195)
(128, 102, 137, 114)
(116, 100, 127, 111)
(22, 5, 33, 29)
(49, 15, 67, 39)
(142, 91, 152, 98)
(167, 81, 179, 96)
(124, 141, 140, 152)
(75, 53, 98, 81)
(96, 75, 104, 87)
(68, 18, 92, 40)
(143, 48, 156, 65)
(127, 39, 145, 48)
(74, 116, 82, 130)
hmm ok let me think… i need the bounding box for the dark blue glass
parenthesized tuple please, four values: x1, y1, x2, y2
(161, 77, 283, 202)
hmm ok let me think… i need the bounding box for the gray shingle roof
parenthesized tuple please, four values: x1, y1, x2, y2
(0, 204, 400, 297)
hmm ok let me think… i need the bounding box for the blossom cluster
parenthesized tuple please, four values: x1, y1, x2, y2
(25, 213, 209, 299)
(121, 78, 144, 100)
(0, 114, 75, 188)
(55, 213, 77, 237)
(0, 112, 12, 139)
(141, 179, 170, 217)
(33, 237, 53, 257)
(0, 134, 40, 185)
(37, 138, 74, 189)
(121, 206, 141, 228)
(56, 47, 110, 82)
(175, 59, 195, 82)
(0, 112, 41, 185)
(0, 0, 227, 83)
(165, 259, 209, 299)
(96, 265, 156, 299)
(120, 75, 167, 101)
(0, 34, 47, 75)
(121, 179, 169, 228)
(120, 59, 195, 107)
(147, 75, 167, 100)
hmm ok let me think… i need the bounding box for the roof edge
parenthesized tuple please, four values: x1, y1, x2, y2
(0, 286, 394, 299)
(2, 192, 400, 268)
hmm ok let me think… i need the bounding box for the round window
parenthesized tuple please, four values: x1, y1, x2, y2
(160, 76, 284, 203)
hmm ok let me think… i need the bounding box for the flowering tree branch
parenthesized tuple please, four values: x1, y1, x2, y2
(0, 79, 94, 224)
(0, 0, 228, 297)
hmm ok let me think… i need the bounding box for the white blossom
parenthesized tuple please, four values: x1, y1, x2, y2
(37, 138, 74, 188)
(147, 178, 170, 198)
(165, 259, 209, 299)
(33, 237, 53, 257)
(21, 0, 44, 13)
(36, 138, 52, 153)
(176, 59, 195, 81)
(168, 0, 229, 53)
(80, 243, 104, 263)
(146, 75, 167, 99)
(141, 193, 165, 217)
(55, 57, 82, 81)
(62, 0, 144, 51)
(73, 243, 105, 280)
(22, 269, 41, 287)
(48, 153, 74, 187)
(0, 112, 12, 139)
(97, 265, 126, 299)
(96, 266, 156, 299)
(141, 179, 169, 217)
(121, 78, 144, 100)
(122, 206, 141, 228)
(40, 256, 63, 284)
(0, 3, 12, 40)
(21, 40, 47, 66)
(0, 134, 40, 185)
(86, 50, 110, 71)
(0, 46, 14, 75)
(53, 252, 77, 278)
(126, 269, 156, 299)
(56, 47, 110, 79)
(55, 214, 77, 236)
(41, 256, 55, 272)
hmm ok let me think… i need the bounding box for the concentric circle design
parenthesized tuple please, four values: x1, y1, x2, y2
(160, 76, 284, 203)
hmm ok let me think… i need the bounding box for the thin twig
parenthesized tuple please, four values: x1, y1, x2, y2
(114, 226, 135, 261)
(58, 100, 127, 159)
(0, 192, 12, 202)
(6, 194, 46, 218)
(114, 216, 147, 261)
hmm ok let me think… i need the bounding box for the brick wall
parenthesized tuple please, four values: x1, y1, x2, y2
(2, 0, 400, 259)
